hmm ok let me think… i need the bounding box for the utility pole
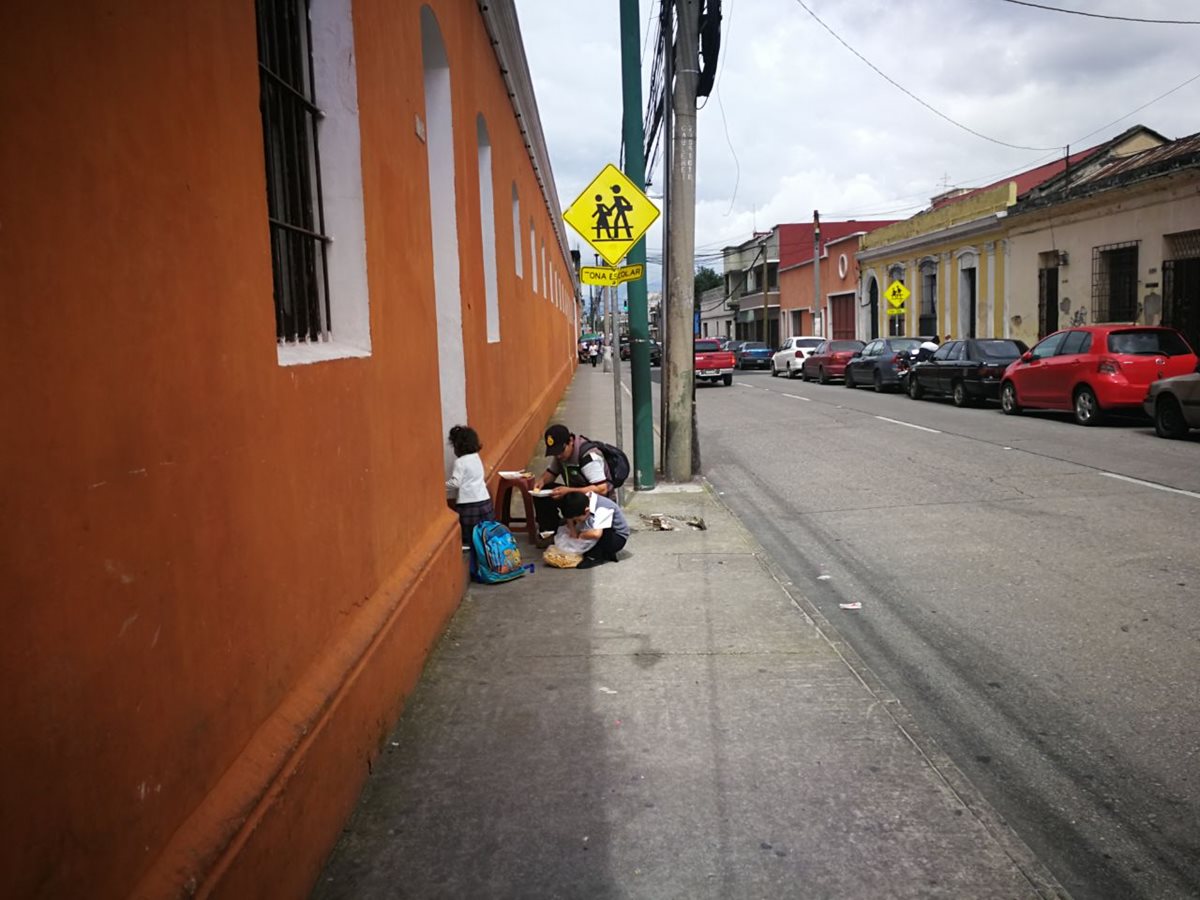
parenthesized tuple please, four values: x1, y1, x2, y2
(761, 237, 769, 345)
(658, 0, 673, 470)
(665, 0, 698, 482)
(618, 0, 655, 490)
(813, 210, 821, 337)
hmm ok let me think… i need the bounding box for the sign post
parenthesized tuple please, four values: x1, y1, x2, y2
(563, 156, 661, 490)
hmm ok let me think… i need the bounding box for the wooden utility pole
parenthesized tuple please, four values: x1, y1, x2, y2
(761, 237, 769, 345)
(665, 0, 698, 481)
(813, 210, 821, 336)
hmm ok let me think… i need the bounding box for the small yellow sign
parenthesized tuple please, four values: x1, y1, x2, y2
(884, 281, 910, 308)
(886, 306, 907, 316)
(580, 264, 644, 287)
(563, 164, 660, 266)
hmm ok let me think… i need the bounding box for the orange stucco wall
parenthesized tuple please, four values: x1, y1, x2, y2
(0, 2, 574, 898)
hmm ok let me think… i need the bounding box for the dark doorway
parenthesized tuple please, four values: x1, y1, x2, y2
(1163, 257, 1200, 354)
(868, 278, 879, 339)
(963, 267, 978, 338)
(1038, 266, 1059, 339)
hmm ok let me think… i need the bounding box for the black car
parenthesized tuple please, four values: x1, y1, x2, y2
(908, 338, 1029, 406)
(620, 338, 662, 366)
(844, 338, 923, 392)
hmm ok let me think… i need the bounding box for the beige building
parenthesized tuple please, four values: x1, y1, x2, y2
(1006, 132, 1200, 351)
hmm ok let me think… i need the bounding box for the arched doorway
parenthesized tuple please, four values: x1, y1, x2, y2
(421, 6, 465, 472)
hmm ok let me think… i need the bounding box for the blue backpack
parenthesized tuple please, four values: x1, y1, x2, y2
(470, 521, 526, 584)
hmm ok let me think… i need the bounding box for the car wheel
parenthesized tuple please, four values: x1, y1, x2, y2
(1154, 394, 1189, 439)
(723, 373, 733, 386)
(873, 370, 885, 393)
(908, 376, 924, 400)
(1073, 386, 1103, 426)
(787, 363, 798, 379)
(951, 381, 970, 408)
(1000, 381, 1021, 415)
(818, 366, 830, 385)
(844, 369, 855, 389)
(771, 364, 779, 377)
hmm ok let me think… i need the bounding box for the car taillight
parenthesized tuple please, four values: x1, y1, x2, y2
(1098, 358, 1120, 375)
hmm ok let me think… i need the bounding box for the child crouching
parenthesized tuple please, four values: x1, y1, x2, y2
(557, 491, 629, 568)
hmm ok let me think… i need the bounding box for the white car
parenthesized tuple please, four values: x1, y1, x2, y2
(771, 336, 825, 378)
(1143, 367, 1200, 438)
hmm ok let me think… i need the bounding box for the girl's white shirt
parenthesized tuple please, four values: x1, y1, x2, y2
(446, 452, 490, 504)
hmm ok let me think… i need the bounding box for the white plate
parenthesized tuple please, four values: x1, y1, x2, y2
(530, 490, 554, 498)
(498, 470, 527, 480)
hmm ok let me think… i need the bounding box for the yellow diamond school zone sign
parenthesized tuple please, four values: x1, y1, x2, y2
(579, 264, 644, 287)
(563, 164, 660, 266)
(884, 280, 910, 308)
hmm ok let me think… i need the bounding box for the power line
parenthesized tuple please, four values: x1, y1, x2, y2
(791, 0, 1060, 152)
(1071, 70, 1200, 144)
(999, 0, 1200, 25)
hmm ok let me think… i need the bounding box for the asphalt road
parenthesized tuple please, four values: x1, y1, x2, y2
(634, 364, 1200, 899)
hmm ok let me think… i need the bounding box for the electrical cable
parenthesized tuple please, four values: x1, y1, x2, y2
(791, 0, 1060, 151)
(999, 0, 1200, 25)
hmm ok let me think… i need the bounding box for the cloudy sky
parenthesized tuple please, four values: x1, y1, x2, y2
(515, 0, 1199, 288)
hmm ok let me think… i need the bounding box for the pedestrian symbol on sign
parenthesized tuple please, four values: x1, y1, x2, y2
(564, 164, 661, 266)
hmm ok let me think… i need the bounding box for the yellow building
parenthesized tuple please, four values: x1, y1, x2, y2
(856, 127, 1166, 345)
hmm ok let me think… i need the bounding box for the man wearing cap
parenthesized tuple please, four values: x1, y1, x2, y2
(530, 425, 612, 547)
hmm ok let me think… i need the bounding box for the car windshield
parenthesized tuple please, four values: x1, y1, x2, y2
(1107, 329, 1192, 356)
(795, 339, 823, 348)
(890, 339, 921, 350)
(976, 340, 1026, 358)
(694, 340, 721, 352)
(743, 342, 767, 350)
(830, 341, 864, 352)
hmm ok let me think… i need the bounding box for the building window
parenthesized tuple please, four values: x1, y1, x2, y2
(1092, 241, 1139, 322)
(511, 184, 522, 277)
(530, 221, 538, 294)
(476, 115, 499, 342)
(256, 0, 371, 364)
(256, 0, 332, 345)
(918, 260, 937, 337)
(542, 240, 548, 298)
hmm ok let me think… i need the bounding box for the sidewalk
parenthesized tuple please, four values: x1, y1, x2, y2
(313, 365, 1066, 899)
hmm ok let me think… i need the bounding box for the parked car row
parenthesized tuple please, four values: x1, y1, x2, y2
(743, 326, 1200, 439)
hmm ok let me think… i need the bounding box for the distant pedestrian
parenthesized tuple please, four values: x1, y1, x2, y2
(557, 491, 629, 568)
(446, 425, 495, 547)
(589, 342, 599, 367)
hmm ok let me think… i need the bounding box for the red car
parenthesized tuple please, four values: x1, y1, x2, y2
(1000, 325, 1197, 425)
(800, 340, 865, 383)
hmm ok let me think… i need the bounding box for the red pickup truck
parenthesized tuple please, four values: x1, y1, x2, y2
(694, 339, 735, 386)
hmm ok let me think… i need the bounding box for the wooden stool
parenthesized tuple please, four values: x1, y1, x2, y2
(496, 475, 539, 544)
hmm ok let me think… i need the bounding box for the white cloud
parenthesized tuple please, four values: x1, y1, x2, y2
(515, 0, 1200, 291)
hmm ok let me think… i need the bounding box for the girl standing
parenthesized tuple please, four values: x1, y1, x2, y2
(446, 425, 495, 547)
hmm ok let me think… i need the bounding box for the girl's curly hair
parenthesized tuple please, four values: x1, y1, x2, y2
(448, 425, 481, 456)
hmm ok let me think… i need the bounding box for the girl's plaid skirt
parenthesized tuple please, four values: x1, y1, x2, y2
(457, 498, 496, 542)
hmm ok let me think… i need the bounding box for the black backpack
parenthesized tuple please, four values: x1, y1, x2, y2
(578, 437, 631, 489)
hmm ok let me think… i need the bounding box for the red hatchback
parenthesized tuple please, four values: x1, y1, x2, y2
(1000, 325, 1197, 425)
(800, 339, 865, 383)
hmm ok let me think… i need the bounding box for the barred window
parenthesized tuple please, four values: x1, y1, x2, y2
(1091, 241, 1139, 323)
(256, 0, 332, 344)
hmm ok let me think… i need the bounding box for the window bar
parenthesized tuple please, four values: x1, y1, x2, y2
(303, 0, 332, 341)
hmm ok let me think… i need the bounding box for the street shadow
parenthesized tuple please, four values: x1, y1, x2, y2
(312, 462, 618, 898)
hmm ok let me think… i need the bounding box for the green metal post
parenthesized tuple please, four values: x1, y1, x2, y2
(619, 0, 656, 490)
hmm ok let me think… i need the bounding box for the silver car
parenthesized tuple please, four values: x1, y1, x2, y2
(1143, 366, 1200, 438)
